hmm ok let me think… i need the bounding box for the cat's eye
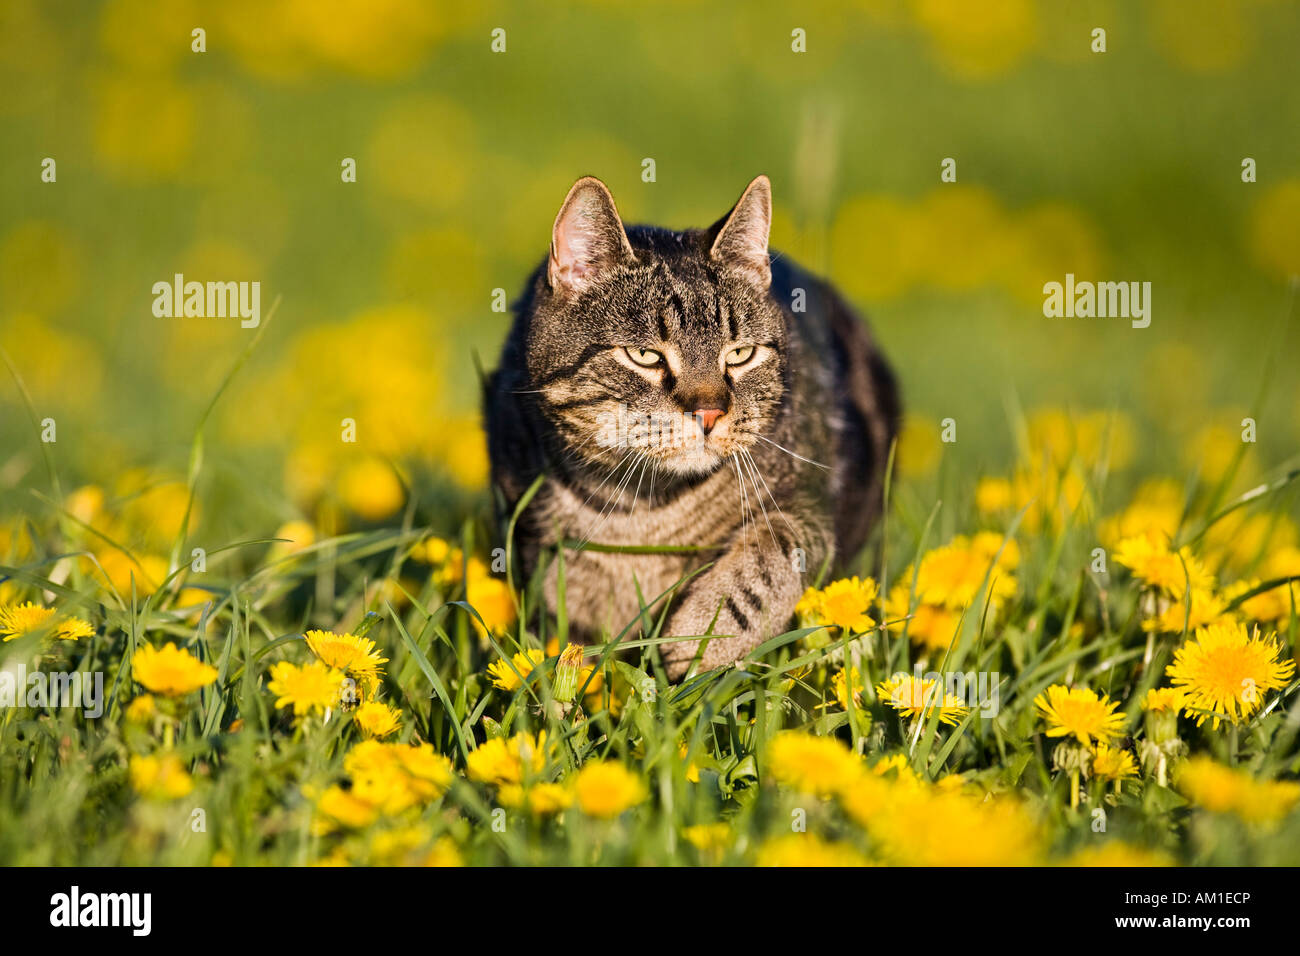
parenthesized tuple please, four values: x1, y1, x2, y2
(625, 347, 663, 367)
(724, 345, 756, 366)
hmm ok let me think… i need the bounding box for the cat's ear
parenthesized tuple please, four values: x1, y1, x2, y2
(548, 176, 636, 295)
(708, 175, 772, 289)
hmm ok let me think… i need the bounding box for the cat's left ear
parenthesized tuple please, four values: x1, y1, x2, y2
(708, 175, 772, 290)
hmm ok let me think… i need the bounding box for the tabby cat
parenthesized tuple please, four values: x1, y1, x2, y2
(485, 175, 899, 679)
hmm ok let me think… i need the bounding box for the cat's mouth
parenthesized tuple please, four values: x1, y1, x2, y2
(643, 413, 749, 477)
(590, 404, 748, 476)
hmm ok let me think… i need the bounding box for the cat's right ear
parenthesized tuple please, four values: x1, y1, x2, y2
(548, 177, 636, 295)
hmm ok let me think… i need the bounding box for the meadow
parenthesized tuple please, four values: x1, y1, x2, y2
(3, 0, 1300, 867)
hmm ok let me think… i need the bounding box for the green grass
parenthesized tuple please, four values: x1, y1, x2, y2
(3, 341, 1300, 867)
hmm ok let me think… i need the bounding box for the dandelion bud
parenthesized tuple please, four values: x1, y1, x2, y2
(1052, 740, 1089, 774)
(553, 642, 584, 703)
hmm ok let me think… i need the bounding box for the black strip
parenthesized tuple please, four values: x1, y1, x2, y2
(725, 596, 751, 631)
(534, 343, 608, 386)
(668, 289, 688, 329)
(547, 395, 612, 412)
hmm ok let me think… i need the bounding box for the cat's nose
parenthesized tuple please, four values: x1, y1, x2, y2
(693, 408, 725, 435)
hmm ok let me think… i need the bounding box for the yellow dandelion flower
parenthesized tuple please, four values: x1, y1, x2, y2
(1114, 534, 1214, 597)
(884, 585, 962, 653)
(1089, 743, 1138, 782)
(1141, 586, 1231, 634)
(315, 784, 379, 830)
(682, 822, 733, 854)
(756, 834, 869, 867)
(267, 660, 345, 718)
(1099, 479, 1184, 550)
(466, 569, 517, 638)
(338, 455, 405, 521)
(816, 577, 878, 633)
(267, 519, 315, 562)
(1061, 843, 1173, 867)
(866, 786, 1042, 866)
(1141, 687, 1185, 713)
(342, 740, 452, 814)
(413, 535, 452, 566)
(125, 694, 156, 724)
(487, 648, 544, 691)
(573, 761, 647, 819)
(465, 730, 547, 786)
(304, 629, 387, 677)
(1034, 684, 1125, 746)
(911, 534, 1019, 610)
(975, 476, 1013, 514)
(353, 700, 402, 738)
(678, 744, 701, 783)
(498, 781, 572, 816)
(417, 835, 464, 867)
(794, 586, 824, 629)
(129, 753, 193, 800)
(1166, 622, 1294, 727)
(1177, 756, 1300, 825)
(766, 731, 861, 797)
(829, 665, 866, 710)
(392, 744, 453, 794)
(876, 674, 970, 726)
(132, 642, 219, 697)
(0, 602, 93, 642)
(1226, 577, 1298, 625)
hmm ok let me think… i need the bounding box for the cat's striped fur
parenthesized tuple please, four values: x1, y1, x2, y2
(485, 175, 899, 679)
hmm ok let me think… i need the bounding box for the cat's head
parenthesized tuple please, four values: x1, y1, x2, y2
(525, 175, 786, 478)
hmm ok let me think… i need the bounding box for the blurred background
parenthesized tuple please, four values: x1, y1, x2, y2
(2, 0, 1298, 554)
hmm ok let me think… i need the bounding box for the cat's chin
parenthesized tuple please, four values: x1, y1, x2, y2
(660, 445, 727, 477)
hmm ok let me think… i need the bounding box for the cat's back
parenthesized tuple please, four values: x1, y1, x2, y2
(767, 253, 901, 564)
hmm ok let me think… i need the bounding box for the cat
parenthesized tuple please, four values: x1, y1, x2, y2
(485, 175, 899, 680)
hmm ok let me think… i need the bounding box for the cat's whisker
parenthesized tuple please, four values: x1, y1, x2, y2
(728, 454, 749, 558)
(741, 446, 799, 541)
(738, 447, 783, 553)
(571, 448, 638, 533)
(627, 452, 653, 517)
(731, 452, 757, 558)
(575, 448, 647, 548)
(754, 433, 831, 470)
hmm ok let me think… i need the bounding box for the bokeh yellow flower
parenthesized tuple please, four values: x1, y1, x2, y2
(756, 833, 869, 867)
(766, 731, 861, 797)
(129, 753, 194, 800)
(465, 730, 547, 786)
(1177, 756, 1300, 825)
(573, 761, 647, 819)
(132, 643, 218, 697)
